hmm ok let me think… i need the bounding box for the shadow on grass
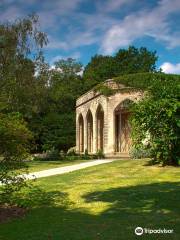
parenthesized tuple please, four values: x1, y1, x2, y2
(0, 182, 180, 240)
(142, 159, 180, 167)
(83, 182, 180, 216)
(8, 186, 72, 208)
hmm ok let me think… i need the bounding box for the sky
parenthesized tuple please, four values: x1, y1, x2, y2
(1, 0, 180, 73)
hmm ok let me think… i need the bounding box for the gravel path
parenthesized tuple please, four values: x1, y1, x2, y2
(22, 159, 114, 180)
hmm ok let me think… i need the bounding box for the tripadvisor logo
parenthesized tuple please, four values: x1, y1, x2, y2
(135, 227, 174, 235)
(135, 227, 143, 235)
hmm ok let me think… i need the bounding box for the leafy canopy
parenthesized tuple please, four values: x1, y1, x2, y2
(83, 46, 158, 88)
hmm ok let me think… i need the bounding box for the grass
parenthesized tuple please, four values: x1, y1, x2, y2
(26, 159, 88, 172)
(0, 159, 180, 240)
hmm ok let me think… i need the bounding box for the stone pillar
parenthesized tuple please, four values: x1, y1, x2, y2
(79, 123, 83, 152)
(93, 114, 97, 154)
(84, 116, 87, 153)
(103, 111, 108, 154)
(87, 121, 90, 152)
(90, 124, 93, 153)
(97, 117, 101, 150)
(76, 118, 79, 153)
(106, 107, 115, 155)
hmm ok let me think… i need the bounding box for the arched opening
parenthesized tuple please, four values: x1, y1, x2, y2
(114, 99, 132, 153)
(96, 105, 104, 151)
(86, 110, 93, 153)
(78, 114, 84, 153)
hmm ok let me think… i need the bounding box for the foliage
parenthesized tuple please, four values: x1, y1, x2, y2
(94, 84, 114, 96)
(54, 58, 83, 77)
(96, 149, 105, 159)
(114, 46, 157, 75)
(67, 146, 77, 156)
(0, 14, 48, 116)
(94, 72, 180, 97)
(0, 14, 47, 202)
(0, 113, 32, 202)
(114, 72, 180, 90)
(129, 146, 152, 159)
(35, 58, 85, 152)
(83, 55, 115, 88)
(130, 79, 180, 166)
(83, 46, 158, 89)
(40, 112, 76, 152)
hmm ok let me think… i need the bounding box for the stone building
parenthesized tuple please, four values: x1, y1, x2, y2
(76, 79, 142, 157)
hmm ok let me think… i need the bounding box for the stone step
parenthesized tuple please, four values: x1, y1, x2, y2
(105, 152, 130, 159)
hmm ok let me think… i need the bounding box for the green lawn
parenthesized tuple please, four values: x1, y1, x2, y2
(0, 159, 180, 240)
(26, 159, 88, 172)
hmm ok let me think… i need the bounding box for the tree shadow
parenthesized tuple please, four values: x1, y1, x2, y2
(12, 186, 73, 208)
(83, 182, 180, 216)
(0, 182, 180, 240)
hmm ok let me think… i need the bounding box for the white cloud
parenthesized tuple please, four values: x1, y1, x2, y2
(160, 62, 180, 74)
(101, 0, 180, 54)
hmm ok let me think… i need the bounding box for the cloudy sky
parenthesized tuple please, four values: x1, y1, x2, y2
(1, 0, 180, 73)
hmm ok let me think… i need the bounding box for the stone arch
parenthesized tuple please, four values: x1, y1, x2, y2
(96, 104, 104, 151)
(86, 110, 93, 153)
(78, 113, 84, 153)
(114, 99, 133, 153)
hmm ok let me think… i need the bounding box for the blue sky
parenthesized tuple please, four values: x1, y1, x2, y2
(1, 0, 180, 73)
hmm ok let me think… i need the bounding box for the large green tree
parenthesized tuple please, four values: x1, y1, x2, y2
(35, 58, 85, 151)
(83, 46, 158, 88)
(83, 55, 115, 88)
(0, 14, 48, 200)
(0, 14, 48, 116)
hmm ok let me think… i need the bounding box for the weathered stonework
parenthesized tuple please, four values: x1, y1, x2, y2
(76, 79, 142, 157)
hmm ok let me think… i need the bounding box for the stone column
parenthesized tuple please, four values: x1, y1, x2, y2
(92, 114, 97, 154)
(106, 106, 115, 155)
(90, 124, 93, 153)
(87, 121, 90, 152)
(76, 118, 79, 153)
(79, 123, 83, 152)
(97, 117, 101, 151)
(84, 116, 87, 153)
(103, 111, 108, 154)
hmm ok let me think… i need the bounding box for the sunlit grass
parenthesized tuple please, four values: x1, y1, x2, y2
(26, 159, 89, 172)
(0, 159, 180, 240)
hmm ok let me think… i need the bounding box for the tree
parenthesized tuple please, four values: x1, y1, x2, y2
(130, 76, 180, 166)
(0, 14, 48, 116)
(114, 46, 157, 75)
(0, 14, 47, 201)
(35, 58, 85, 152)
(83, 46, 158, 89)
(83, 55, 115, 88)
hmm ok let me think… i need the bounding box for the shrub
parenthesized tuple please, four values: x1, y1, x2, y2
(96, 149, 105, 159)
(129, 146, 152, 159)
(0, 113, 32, 203)
(67, 146, 77, 156)
(130, 78, 180, 166)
